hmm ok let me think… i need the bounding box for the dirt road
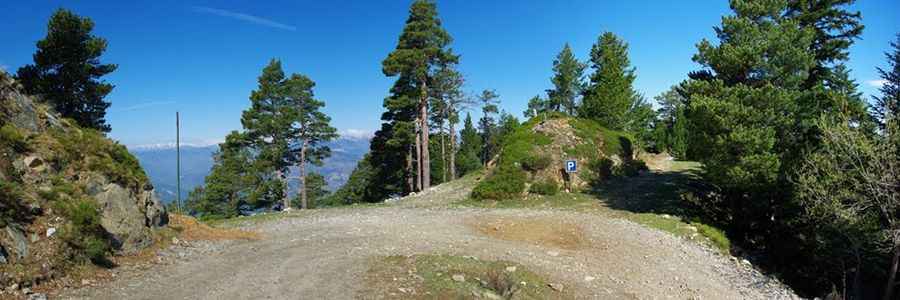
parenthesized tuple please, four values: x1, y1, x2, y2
(62, 178, 797, 299)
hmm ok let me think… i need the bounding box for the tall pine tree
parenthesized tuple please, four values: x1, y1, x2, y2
(547, 43, 586, 114)
(477, 90, 500, 165)
(283, 73, 337, 209)
(17, 8, 117, 132)
(382, 0, 458, 192)
(580, 32, 639, 130)
(456, 113, 482, 177)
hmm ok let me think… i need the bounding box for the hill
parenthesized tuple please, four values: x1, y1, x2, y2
(0, 71, 167, 290)
(472, 114, 644, 200)
(129, 137, 369, 203)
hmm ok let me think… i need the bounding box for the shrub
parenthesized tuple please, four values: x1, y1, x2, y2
(521, 154, 551, 172)
(618, 159, 648, 177)
(589, 157, 615, 181)
(52, 128, 148, 189)
(471, 164, 526, 200)
(56, 198, 111, 265)
(529, 180, 559, 196)
(0, 124, 28, 152)
(0, 180, 31, 228)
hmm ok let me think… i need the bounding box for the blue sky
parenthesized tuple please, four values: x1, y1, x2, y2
(2, 1, 898, 146)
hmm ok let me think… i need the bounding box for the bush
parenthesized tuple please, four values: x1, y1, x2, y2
(528, 180, 559, 196)
(521, 154, 551, 172)
(618, 159, 648, 177)
(0, 124, 28, 152)
(0, 180, 31, 228)
(52, 128, 148, 189)
(56, 198, 111, 265)
(471, 164, 527, 200)
(589, 157, 615, 181)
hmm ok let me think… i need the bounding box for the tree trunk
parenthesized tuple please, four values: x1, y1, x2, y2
(883, 242, 900, 300)
(420, 81, 431, 190)
(299, 140, 308, 209)
(414, 120, 422, 192)
(278, 169, 289, 210)
(440, 121, 446, 183)
(449, 118, 457, 180)
(406, 147, 414, 193)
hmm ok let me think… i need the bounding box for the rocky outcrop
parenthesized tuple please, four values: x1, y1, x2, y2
(1, 69, 167, 272)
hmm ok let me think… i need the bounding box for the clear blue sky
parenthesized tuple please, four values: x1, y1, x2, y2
(2, 1, 898, 146)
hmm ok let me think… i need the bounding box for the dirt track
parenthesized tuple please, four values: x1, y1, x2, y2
(62, 178, 797, 299)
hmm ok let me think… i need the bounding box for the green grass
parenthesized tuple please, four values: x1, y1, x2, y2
(366, 255, 563, 299)
(456, 192, 598, 211)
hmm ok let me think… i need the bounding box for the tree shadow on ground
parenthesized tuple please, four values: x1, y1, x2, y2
(589, 163, 704, 218)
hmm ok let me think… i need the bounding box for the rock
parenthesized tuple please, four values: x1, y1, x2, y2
(29, 233, 38, 243)
(549, 283, 565, 292)
(505, 266, 517, 273)
(482, 291, 502, 299)
(584, 276, 596, 282)
(45, 227, 56, 238)
(452, 274, 465, 282)
(23, 156, 44, 170)
(547, 251, 559, 257)
(4, 225, 28, 259)
(27, 293, 47, 300)
(86, 175, 168, 253)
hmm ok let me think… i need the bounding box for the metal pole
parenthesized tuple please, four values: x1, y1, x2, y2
(176, 111, 181, 214)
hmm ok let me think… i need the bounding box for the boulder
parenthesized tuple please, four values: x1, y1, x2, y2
(85, 175, 167, 253)
(4, 225, 28, 260)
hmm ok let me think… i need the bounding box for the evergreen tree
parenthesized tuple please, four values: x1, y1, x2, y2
(382, 0, 458, 192)
(284, 73, 338, 209)
(785, 0, 864, 89)
(624, 96, 656, 149)
(546, 43, 586, 114)
(292, 172, 329, 209)
(241, 59, 296, 209)
(429, 66, 468, 181)
(669, 107, 688, 159)
(17, 8, 117, 132)
(456, 113, 482, 177)
(496, 112, 520, 144)
(875, 34, 900, 136)
(580, 32, 639, 130)
(477, 90, 500, 165)
(524, 95, 548, 118)
(653, 87, 688, 157)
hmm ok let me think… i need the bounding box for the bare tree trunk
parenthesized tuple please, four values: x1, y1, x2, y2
(414, 120, 422, 192)
(883, 242, 900, 300)
(420, 81, 431, 190)
(406, 147, 414, 193)
(277, 169, 289, 210)
(449, 118, 457, 180)
(440, 122, 447, 183)
(299, 140, 308, 209)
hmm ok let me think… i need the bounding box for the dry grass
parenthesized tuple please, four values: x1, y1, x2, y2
(468, 217, 587, 250)
(168, 214, 261, 241)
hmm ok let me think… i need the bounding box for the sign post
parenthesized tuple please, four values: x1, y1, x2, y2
(564, 159, 577, 192)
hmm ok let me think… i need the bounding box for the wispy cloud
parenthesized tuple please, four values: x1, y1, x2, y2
(192, 6, 296, 31)
(867, 79, 888, 88)
(340, 129, 374, 140)
(112, 100, 176, 112)
(0, 63, 8, 72)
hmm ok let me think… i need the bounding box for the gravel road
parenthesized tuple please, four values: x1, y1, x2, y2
(61, 179, 798, 299)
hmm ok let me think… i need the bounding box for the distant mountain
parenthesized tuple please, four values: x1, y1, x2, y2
(130, 137, 370, 204)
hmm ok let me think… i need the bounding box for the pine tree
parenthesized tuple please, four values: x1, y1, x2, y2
(292, 172, 329, 209)
(430, 66, 468, 181)
(456, 113, 482, 177)
(241, 59, 296, 210)
(524, 95, 548, 118)
(785, 0, 864, 89)
(477, 90, 500, 165)
(284, 73, 338, 209)
(17, 8, 117, 132)
(382, 0, 458, 192)
(580, 32, 638, 129)
(547, 43, 586, 114)
(875, 34, 900, 136)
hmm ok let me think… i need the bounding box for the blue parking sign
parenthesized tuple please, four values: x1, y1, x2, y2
(565, 160, 577, 173)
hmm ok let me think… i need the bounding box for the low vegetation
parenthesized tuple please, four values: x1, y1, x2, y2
(363, 255, 563, 299)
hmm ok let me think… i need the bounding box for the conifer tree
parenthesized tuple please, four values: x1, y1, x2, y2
(524, 95, 547, 118)
(284, 73, 338, 209)
(547, 43, 586, 114)
(382, 0, 458, 192)
(477, 90, 500, 165)
(580, 32, 639, 129)
(456, 113, 482, 177)
(430, 66, 468, 181)
(875, 34, 900, 137)
(17, 8, 117, 132)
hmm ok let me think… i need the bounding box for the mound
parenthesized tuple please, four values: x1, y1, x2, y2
(472, 114, 638, 200)
(0, 71, 167, 288)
